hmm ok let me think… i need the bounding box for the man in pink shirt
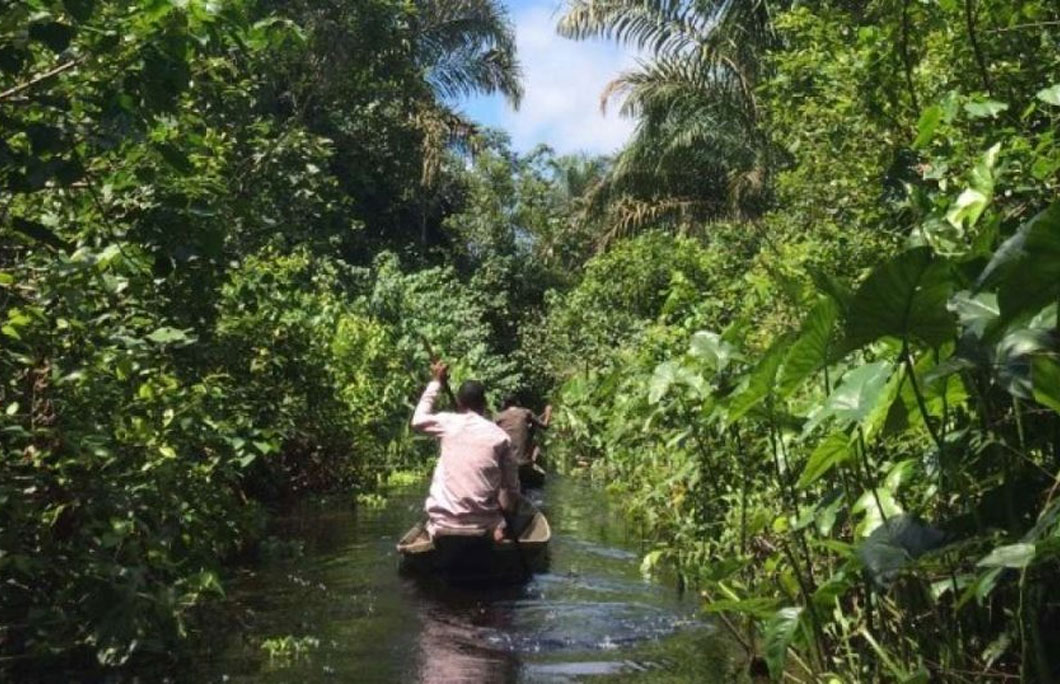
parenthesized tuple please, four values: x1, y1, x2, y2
(411, 361, 519, 542)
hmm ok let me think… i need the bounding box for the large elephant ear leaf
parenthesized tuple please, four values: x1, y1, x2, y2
(843, 247, 956, 352)
(723, 337, 789, 425)
(779, 298, 839, 398)
(803, 361, 894, 435)
(976, 201, 1060, 326)
(763, 607, 803, 680)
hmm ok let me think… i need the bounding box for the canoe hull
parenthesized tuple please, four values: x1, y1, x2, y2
(518, 463, 546, 489)
(397, 512, 551, 584)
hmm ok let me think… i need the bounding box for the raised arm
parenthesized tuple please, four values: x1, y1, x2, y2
(531, 404, 552, 430)
(410, 361, 451, 436)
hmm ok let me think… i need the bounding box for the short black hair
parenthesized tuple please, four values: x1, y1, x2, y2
(456, 380, 487, 414)
(501, 395, 518, 410)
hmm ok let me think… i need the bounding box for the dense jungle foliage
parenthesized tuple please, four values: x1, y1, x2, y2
(2, 0, 1059, 681)
(547, 0, 1060, 681)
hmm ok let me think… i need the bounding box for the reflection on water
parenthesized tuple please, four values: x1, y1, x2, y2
(190, 477, 741, 682)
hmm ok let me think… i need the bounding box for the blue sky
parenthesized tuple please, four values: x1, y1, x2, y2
(457, 0, 640, 156)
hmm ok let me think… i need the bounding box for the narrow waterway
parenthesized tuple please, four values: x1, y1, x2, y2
(192, 476, 742, 682)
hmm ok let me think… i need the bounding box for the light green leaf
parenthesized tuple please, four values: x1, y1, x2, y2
(948, 291, 999, 339)
(689, 331, 739, 372)
(804, 361, 894, 434)
(977, 543, 1035, 569)
(1036, 84, 1060, 107)
(147, 327, 193, 345)
(648, 361, 683, 404)
(963, 99, 1008, 119)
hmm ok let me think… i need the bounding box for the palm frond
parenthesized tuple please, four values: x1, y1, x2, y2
(416, 0, 523, 106)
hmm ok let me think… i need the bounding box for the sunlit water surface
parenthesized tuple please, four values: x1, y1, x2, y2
(190, 476, 742, 682)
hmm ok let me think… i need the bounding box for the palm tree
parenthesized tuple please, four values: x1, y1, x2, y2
(410, 0, 524, 240)
(557, 0, 784, 242)
(415, 0, 523, 107)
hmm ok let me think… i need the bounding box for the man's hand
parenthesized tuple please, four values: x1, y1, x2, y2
(430, 360, 449, 384)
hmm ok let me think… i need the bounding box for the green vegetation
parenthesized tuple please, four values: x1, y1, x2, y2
(546, 0, 1060, 680)
(2, 0, 1058, 680)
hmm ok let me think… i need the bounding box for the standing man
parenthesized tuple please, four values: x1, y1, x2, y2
(494, 396, 551, 487)
(411, 361, 519, 542)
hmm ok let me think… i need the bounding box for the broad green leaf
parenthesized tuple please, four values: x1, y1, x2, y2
(963, 99, 1008, 119)
(948, 291, 999, 339)
(797, 431, 852, 487)
(764, 607, 802, 680)
(853, 487, 904, 537)
(1032, 356, 1060, 413)
(843, 247, 956, 350)
(862, 366, 906, 441)
(804, 361, 894, 434)
(976, 202, 1060, 324)
(647, 361, 702, 403)
(913, 105, 942, 148)
(977, 543, 1035, 569)
(995, 329, 1054, 399)
(1036, 84, 1060, 107)
(946, 144, 999, 230)
(689, 331, 739, 372)
(724, 337, 789, 424)
(778, 298, 838, 397)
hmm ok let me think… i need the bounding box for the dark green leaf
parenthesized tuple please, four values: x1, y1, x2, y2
(1033, 356, 1060, 413)
(63, 0, 96, 22)
(977, 203, 1060, 326)
(798, 431, 853, 487)
(724, 337, 789, 424)
(764, 607, 802, 680)
(779, 297, 838, 397)
(11, 217, 71, 251)
(843, 247, 956, 350)
(28, 22, 77, 54)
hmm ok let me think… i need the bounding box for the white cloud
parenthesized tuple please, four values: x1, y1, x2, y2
(498, 4, 640, 156)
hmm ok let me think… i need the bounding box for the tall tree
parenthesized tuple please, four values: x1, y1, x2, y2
(557, 0, 783, 240)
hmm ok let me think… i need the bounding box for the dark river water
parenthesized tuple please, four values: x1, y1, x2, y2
(190, 476, 742, 682)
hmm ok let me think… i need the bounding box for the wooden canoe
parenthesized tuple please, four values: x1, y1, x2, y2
(396, 511, 551, 583)
(518, 462, 546, 489)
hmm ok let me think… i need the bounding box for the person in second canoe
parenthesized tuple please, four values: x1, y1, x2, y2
(494, 397, 551, 488)
(411, 360, 520, 543)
